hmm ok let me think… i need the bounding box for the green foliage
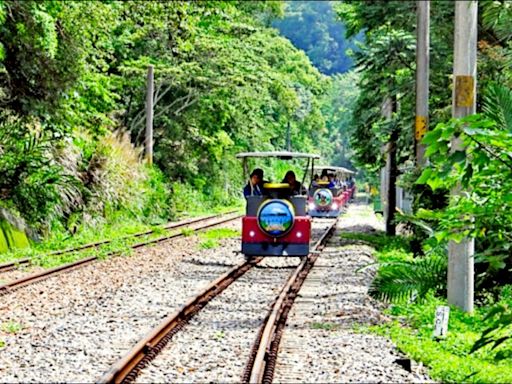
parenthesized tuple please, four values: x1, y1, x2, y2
(0, 113, 81, 228)
(199, 239, 218, 249)
(200, 228, 240, 240)
(369, 255, 447, 304)
(471, 300, 512, 361)
(345, 231, 446, 303)
(341, 231, 411, 256)
(319, 72, 359, 168)
(1, 321, 22, 334)
(198, 227, 239, 249)
(180, 228, 194, 237)
(273, 1, 360, 75)
(310, 322, 339, 331)
(416, 107, 512, 288)
(0, 218, 29, 252)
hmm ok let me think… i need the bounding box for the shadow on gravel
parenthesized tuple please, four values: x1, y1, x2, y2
(254, 264, 298, 270)
(183, 259, 237, 268)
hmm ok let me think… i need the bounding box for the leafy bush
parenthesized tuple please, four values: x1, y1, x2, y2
(416, 85, 512, 291)
(471, 285, 512, 361)
(346, 232, 447, 304)
(75, 131, 172, 228)
(0, 113, 81, 229)
(368, 255, 447, 303)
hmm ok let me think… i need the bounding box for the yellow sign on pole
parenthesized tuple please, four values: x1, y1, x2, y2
(415, 115, 427, 141)
(455, 75, 475, 107)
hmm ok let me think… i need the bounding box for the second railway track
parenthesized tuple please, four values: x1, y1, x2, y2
(0, 211, 241, 294)
(0, 212, 238, 273)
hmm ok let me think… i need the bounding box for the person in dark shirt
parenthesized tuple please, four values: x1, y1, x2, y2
(244, 168, 264, 197)
(283, 170, 303, 195)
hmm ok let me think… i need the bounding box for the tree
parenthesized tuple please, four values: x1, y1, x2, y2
(273, 1, 360, 75)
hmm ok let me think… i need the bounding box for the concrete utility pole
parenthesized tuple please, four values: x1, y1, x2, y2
(448, 0, 477, 313)
(145, 65, 154, 165)
(415, 0, 429, 167)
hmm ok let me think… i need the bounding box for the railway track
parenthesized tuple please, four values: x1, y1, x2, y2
(243, 219, 337, 384)
(99, 218, 337, 384)
(0, 211, 241, 294)
(99, 257, 264, 384)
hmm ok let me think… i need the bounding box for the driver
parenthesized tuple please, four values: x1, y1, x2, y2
(244, 168, 264, 197)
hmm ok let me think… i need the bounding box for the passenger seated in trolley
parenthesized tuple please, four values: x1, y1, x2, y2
(312, 174, 320, 187)
(243, 168, 265, 197)
(283, 170, 304, 195)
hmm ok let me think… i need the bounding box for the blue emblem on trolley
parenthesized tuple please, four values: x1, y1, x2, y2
(257, 200, 295, 237)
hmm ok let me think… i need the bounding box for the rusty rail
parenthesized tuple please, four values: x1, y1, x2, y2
(0, 211, 237, 274)
(0, 212, 242, 294)
(98, 256, 262, 384)
(243, 219, 338, 384)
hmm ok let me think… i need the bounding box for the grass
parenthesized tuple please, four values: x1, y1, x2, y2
(198, 228, 240, 249)
(350, 230, 512, 383)
(1, 321, 23, 334)
(369, 295, 512, 383)
(340, 231, 413, 263)
(310, 322, 339, 331)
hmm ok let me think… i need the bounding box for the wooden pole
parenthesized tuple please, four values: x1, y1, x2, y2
(145, 65, 154, 165)
(448, 0, 477, 313)
(415, 0, 429, 168)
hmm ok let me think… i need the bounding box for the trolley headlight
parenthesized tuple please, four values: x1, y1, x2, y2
(308, 202, 315, 210)
(332, 203, 339, 210)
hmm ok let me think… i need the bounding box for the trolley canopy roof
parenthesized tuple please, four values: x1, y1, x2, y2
(314, 165, 356, 174)
(236, 151, 320, 160)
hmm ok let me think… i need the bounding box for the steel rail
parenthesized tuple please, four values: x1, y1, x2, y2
(0, 213, 242, 294)
(244, 219, 338, 384)
(98, 256, 263, 384)
(0, 211, 237, 273)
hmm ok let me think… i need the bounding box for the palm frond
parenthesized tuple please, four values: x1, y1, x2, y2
(369, 254, 447, 303)
(482, 0, 512, 42)
(483, 83, 512, 132)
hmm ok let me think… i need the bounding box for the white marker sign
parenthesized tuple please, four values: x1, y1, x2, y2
(433, 306, 450, 338)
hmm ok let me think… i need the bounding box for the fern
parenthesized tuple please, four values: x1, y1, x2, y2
(369, 254, 447, 303)
(482, 1, 512, 42)
(483, 83, 512, 132)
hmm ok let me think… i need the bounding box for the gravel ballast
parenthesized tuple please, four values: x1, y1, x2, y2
(0, 204, 431, 383)
(273, 200, 431, 383)
(0, 219, 242, 383)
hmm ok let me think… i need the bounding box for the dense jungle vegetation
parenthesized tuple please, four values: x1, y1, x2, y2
(0, 0, 356, 246)
(272, 0, 360, 75)
(336, 0, 512, 380)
